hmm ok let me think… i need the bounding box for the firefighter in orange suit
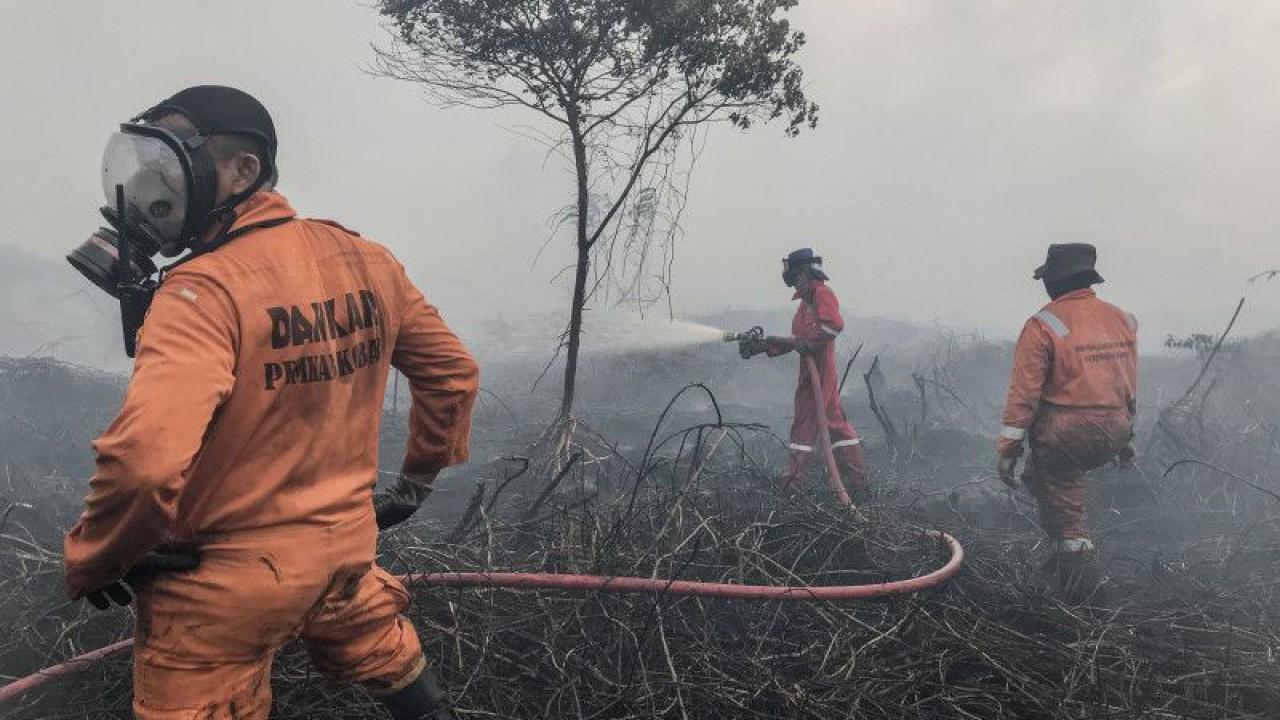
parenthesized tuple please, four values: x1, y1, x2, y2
(742, 249, 868, 494)
(996, 243, 1137, 602)
(62, 86, 476, 719)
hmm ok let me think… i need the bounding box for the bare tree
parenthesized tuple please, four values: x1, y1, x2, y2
(375, 0, 818, 424)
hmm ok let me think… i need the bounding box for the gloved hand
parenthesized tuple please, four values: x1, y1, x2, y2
(85, 581, 132, 610)
(738, 336, 768, 359)
(374, 472, 437, 531)
(1115, 442, 1137, 468)
(84, 547, 200, 610)
(996, 452, 1020, 489)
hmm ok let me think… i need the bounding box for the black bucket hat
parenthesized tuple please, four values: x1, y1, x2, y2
(1033, 243, 1104, 284)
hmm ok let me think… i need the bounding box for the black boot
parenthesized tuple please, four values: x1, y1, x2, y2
(1054, 548, 1103, 606)
(380, 669, 456, 720)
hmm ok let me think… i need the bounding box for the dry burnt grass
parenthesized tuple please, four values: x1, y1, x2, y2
(2, 357, 1280, 719)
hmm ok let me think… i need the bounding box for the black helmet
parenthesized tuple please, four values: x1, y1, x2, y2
(139, 85, 277, 183)
(782, 247, 829, 287)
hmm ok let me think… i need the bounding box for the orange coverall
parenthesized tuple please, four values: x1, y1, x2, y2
(768, 280, 867, 490)
(63, 191, 480, 719)
(998, 288, 1137, 540)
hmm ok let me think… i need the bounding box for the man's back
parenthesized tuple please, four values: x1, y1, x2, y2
(1034, 288, 1137, 411)
(66, 191, 478, 592)
(172, 193, 425, 533)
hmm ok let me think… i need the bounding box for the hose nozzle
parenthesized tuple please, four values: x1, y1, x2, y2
(723, 326, 764, 343)
(725, 326, 766, 359)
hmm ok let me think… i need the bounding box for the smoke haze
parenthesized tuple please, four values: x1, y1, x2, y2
(2, 1, 1280, 365)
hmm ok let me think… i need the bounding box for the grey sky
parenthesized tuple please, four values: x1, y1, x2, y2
(3, 0, 1280, 350)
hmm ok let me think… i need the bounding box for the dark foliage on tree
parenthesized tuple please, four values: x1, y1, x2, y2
(376, 0, 818, 420)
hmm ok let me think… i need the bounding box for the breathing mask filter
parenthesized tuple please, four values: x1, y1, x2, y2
(66, 85, 278, 357)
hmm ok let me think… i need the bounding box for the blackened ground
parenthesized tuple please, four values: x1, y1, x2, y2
(2, 333, 1279, 718)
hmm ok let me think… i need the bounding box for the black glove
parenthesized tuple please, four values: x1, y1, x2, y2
(85, 581, 133, 611)
(374, 473, 436, 531)
(374, 491, 421, 530)
(1115, 442, 1137, 468)
(84, 547, 200, 610)
(739, 337, 769, 359)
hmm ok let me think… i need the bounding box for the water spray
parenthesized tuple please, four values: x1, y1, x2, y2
(490, 314, 732, 356)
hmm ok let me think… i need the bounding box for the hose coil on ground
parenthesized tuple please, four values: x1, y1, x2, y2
(0, 532, 963, 707)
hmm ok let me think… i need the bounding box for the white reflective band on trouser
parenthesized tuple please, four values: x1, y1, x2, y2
(1035, 309, 1070, 338)
(1000, 426, 1027, 441)
(820, 324, 840, 336)
(788, 443, 814, 452)
(830, 438, 862, 449)
(1052, 538, 1094, 553)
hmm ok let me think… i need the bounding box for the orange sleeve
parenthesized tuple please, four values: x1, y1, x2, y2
(392, 272, 479, 477)
(63, 272, 236, 598)
(997, 318, 1053, 455)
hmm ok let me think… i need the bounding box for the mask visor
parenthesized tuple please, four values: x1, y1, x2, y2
(101, 127, 191, 245)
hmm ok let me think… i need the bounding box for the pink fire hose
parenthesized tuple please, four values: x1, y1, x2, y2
(0, 356, 963, 707)
(803, 354, 853, 507)
(0, 533, 962, 707)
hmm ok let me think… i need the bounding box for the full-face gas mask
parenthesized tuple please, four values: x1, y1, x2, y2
(67, 86, 278, 357)
(66, 121, 223, 356)
(781, 248, 830, 288)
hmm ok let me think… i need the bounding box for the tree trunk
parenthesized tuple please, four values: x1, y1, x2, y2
(559, 242, 590, 419)
(558, 112, 591, 420)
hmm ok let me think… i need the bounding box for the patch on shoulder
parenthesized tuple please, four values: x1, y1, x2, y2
(177, 288, 199, 302)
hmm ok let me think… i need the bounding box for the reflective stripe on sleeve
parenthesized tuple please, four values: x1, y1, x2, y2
(830, 438, 862, 449)
(788, 443, 814, 452)
(820, 324, 840, 336)
(1035, 310, 1069, 337)
(1000, 426, 1027, 441)
(1124, 312, 1138, 333)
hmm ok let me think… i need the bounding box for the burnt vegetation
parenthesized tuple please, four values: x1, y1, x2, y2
(4, 316, 1280, 718)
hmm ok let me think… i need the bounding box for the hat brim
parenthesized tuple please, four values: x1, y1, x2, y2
(1035, 265, 1104, 284)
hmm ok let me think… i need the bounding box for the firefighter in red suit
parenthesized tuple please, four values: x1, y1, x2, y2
(742, 249, 868, 492)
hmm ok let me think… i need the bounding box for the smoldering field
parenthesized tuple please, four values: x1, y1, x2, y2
(3, 305, 1280, 718)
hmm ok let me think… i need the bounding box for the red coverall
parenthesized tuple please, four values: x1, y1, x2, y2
(998, 289, 1137, 541)
(768, 279, 868, 490)
(63, 191, 480, 719)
